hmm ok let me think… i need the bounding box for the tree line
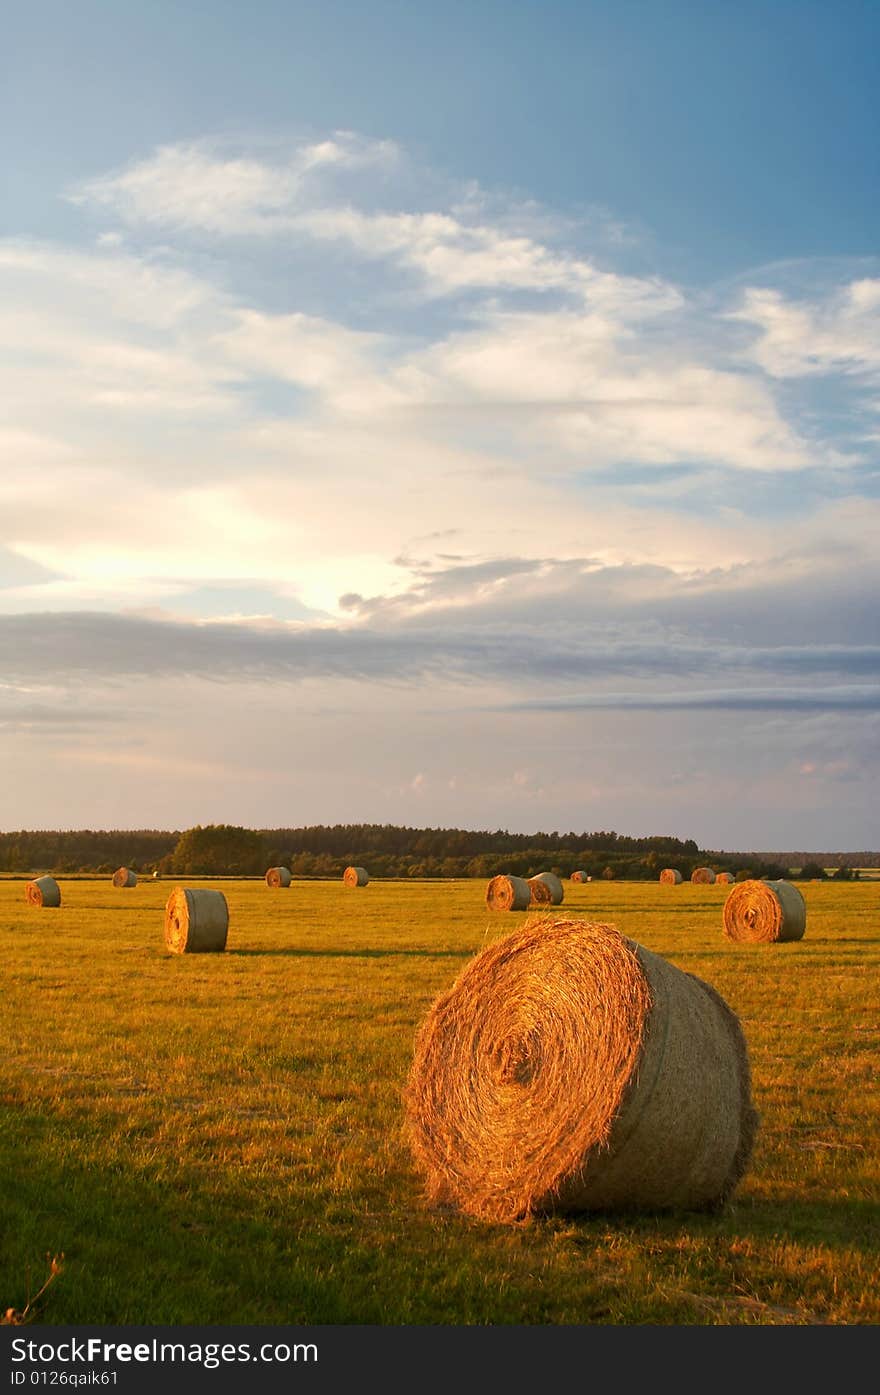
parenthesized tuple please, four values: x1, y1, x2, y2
(0, 823, 862, 881)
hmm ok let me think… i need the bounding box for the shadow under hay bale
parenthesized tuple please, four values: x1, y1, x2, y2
(164, 887, 229, 954)
(530, 871, 564, 904)
(722, 879, 806, 944)
(405, 917, 756, 1223)
(659, 868, 683, 885)
(691, 867, 716, 884)
(112, 867, 137, 888)
(265, 867, 292, 888)
(343, 866, 369, 887)
(25, 875, 61, 908)
(485, 874, 531, 912)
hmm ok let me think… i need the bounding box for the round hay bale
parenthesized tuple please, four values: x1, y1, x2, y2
(722, 879, 806, 944)
(530, 871, 564, 905)
(527, 876, 554, 906)
(25, 875, 61, 908)
(164, 887, 229, 954)
(485, 875, 531, 912)
(691, 867, 716, 885)
(265, 866, 292, 888)
(343, 866, 369, 887)
(405, 917, 756, 1222)
(659, 868, 683, 885)
(715, 871, 735, 886)
(112, 867, 137, 888)
(570, 870, 589, 883)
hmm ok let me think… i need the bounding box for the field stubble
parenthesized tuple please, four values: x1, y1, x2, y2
(0, 877, 877, 1325)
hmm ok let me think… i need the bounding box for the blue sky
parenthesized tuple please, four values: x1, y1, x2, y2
(1, 1, 878, 848)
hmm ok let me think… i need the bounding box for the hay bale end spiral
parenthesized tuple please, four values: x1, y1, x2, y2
(164, 887, 229, 954)
(722, 879, 806, 944)
(530, 871, 564, 904)
(343, 866, 369, 887)
(485, 875, 531, 912)
(405, 917, 756, 1222)
(25, 875, 61, 908)
(265, 866, 292, 888)
(659, 868, 683, 885)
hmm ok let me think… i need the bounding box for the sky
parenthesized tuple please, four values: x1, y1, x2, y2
(1, 0, 878, 850)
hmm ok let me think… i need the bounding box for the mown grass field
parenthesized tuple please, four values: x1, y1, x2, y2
(1, 876, 877, 1325)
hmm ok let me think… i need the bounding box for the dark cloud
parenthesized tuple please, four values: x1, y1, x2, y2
(498, 686, 880, 713)
(0, 702, 127, 732)
(1, 610, 879, 709)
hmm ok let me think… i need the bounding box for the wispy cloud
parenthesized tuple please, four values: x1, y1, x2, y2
(731, 277, 880, 380)
(500, 686, 880, 713)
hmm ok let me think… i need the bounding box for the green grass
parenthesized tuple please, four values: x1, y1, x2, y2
(1, 877, 878, 1325)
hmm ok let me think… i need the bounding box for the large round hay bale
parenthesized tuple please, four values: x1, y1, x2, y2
(526, 876, 554, 906)
(164, 887, 229, 954)
(405, 917, 756, 1222)
(112, 867, 137, 888)
(530, 871, 564, 904)
(25, 875, 61, 908)
(265, 866, 292, 888)
(343, 866, 369, 887)
(570, 870, 589, 883)
(722, 879, 806, 944)
(659, 868, 683, 885)
(485, 874, 531, 912)
(691, 867, 716, 884)
(716, 871, 735, 886)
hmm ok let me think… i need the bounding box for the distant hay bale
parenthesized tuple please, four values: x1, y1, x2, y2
(716, 872, 735, 886)
(691, 867, 716, 885)
(25, 875, 61, 908)
(265, 867, 292, 888)
(530, 871, 564, 905)
(164, 887, 229, 954)
(112, 867, 137, 888)
(405, 917, 756, 1222)
(570, 870, 589, 883)
(526, 877, 554, 906)
(659, 868, 683, 885)
(343, 866, 369, 887)
(485, 874, 531, 912)
(723, 879, 806, 944)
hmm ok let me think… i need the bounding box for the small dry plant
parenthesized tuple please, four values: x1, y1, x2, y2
(2, 1252, 64, 1326)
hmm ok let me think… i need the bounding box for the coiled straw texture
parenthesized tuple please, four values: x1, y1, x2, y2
(722, 879, 806, 943)
(405, 917, 756, 1223)
(25, 875, 61, 908)
(265, 867, 292, 888)
(659, 869, 683, 885)
(485, 875, 531, 911)
(164, 887, 229, 954)
(530, 872, 564, 904)
(343, 866, 369, 887)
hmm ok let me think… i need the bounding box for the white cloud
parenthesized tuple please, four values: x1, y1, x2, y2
(71, 133, 401, 235)
(0, 133, 875, 642)
(730, 278, 880, 379)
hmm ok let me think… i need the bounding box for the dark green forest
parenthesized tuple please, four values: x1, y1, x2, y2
(0, 824, 869, 881)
